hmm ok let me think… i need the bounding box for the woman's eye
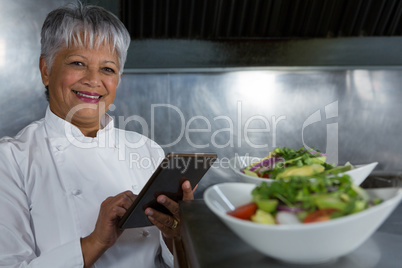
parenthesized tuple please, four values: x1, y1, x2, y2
(103, 67, 116, 73)
(71, 61, 84, 66)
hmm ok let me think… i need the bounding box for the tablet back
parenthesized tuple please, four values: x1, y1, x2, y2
(119, 152, 217, 228)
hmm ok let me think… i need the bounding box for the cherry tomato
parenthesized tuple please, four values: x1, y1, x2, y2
(227, 202, 258, 220)
(303, 208, 339, 223)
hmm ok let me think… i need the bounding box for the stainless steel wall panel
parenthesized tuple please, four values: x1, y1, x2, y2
(1, 1, 402, 197)
(0, 0, 71, 138)
(112, 69, 402, 196)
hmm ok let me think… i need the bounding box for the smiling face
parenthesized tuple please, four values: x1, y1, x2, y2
(40, 42, 120, 136)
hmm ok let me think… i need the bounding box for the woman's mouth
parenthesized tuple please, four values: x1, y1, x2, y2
(72, 90, 102, 103)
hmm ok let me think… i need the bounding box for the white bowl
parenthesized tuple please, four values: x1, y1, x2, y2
(229, 155, 378, 185)
(204, 182, 402, 264)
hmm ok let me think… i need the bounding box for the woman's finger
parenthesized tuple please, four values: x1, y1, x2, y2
(147, 211, 180, 238)
(121, 190, 136, 203)
(182, 180, 194, 201)
(156, 195, 180, 217)
(99, 191, 136, 222)
(110, 206, 127, 218)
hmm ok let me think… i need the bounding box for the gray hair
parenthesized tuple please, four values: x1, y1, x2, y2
(41, 2, 131, 74)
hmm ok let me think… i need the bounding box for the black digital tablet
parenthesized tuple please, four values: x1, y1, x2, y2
(118, 152, 218, 229)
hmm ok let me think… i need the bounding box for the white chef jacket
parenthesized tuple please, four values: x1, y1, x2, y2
(0, 107, 173, 268)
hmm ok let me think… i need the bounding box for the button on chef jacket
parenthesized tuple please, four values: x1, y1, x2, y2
(0, 107, 173, 268)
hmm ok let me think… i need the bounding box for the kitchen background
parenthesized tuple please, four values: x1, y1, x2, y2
(1, 0, 402, 197)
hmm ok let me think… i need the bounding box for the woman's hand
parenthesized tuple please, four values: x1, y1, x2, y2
(81, 190, 136, 267)
(145, 180, 194, 252)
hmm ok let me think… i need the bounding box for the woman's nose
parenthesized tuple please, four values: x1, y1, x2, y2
(82, 68, 100, 87)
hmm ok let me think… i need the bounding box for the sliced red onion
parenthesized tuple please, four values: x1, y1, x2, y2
(277, 205, 304, 213)
(258, 166, 271, 173)
(249, 157, 284, 172)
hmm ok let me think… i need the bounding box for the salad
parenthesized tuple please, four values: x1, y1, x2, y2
(227, 174, 382, 225)
(241, 146, 353, 179)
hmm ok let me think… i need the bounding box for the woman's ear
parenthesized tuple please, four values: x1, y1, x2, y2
(39, 56, 50, 86)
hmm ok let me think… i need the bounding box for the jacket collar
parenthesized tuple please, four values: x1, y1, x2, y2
(44, 106, 117, 149)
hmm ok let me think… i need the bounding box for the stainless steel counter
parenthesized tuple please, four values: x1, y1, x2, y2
(177, 200, 402, 268)
(175, 175, 402, 268)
